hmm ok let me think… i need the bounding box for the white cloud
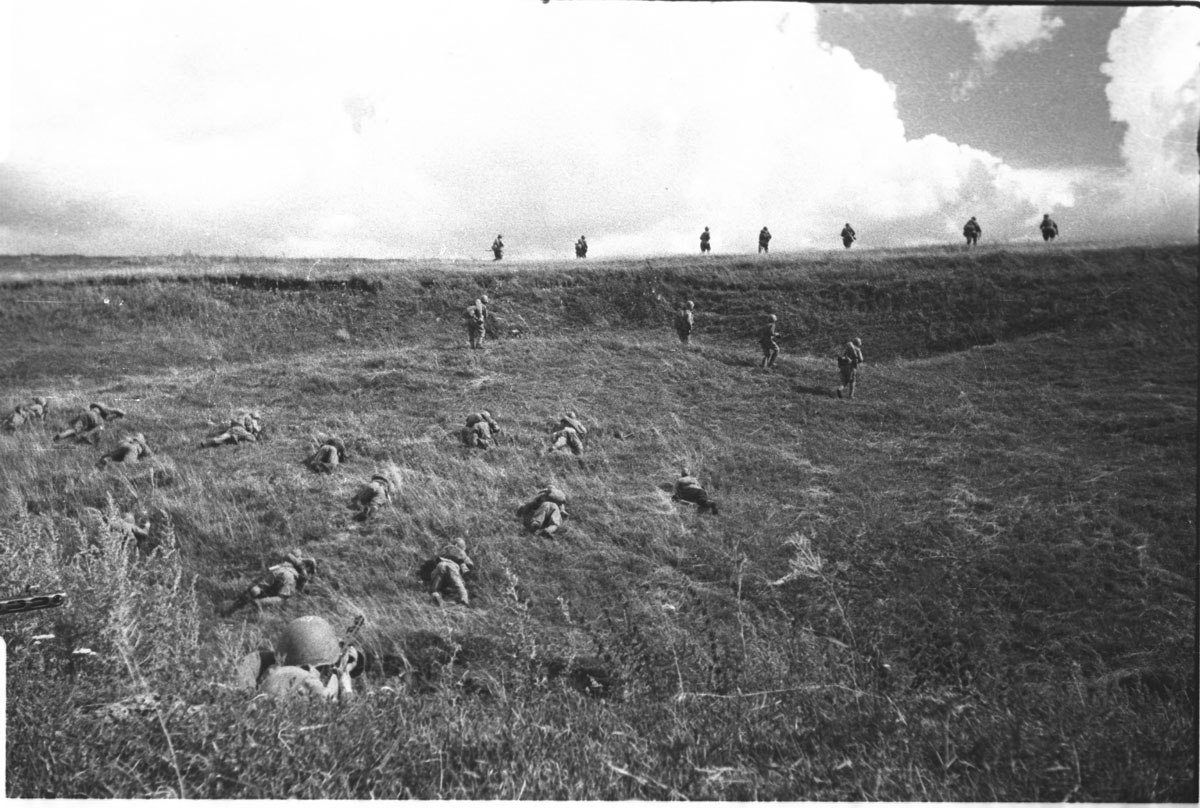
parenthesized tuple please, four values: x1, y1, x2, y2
(953, 5, 1065, 65)
(0, 1, 1193, 257)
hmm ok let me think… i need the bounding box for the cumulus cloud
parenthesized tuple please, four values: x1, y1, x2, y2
(953, 5, 1065, 65)
(0, 1, 1193, 257)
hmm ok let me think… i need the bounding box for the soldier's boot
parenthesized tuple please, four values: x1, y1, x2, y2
(431, 591, 444, 606)
(847, 381, 856, 400)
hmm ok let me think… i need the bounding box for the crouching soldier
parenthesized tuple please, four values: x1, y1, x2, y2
(3, 396, 49, 432)
(306, 436, 348, 473)
(116, 508, 153, 551)
(673, 467, 720, 515)
(96, 433, 153, 469)
(54, 402, 125, 444)
(200, 410, 263, 448)
(351, 470, 398, 521)
(517, 486, 569, 537)
(424, 537, 474, 607)
(233, 615, 363, 703)
(548, 412, 587, 455)
(836, 337, 865, 399)
(221, 550, 316, 616)
(461, 411, 500, 449)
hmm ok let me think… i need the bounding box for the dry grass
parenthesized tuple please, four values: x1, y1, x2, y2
(3, 244, 1196, 800)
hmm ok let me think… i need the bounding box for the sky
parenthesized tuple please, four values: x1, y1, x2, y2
(0, 1, 1197, 259)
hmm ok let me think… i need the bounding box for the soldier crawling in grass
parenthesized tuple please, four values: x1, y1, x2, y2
(3, 396, 49, 432)
(234, 615, 363, 703)
(96, 432, 153, 468)
(548, 412, 587, 455)
(672, 467, 720, 515)
(517, 486, 569, 537)
(200, 410, 263, 448)
(221, 550, 317, 616)
(461, 410, 500, 449)
(422, 537, 475, 607)
(54, 402, 125, 444)
(305, 436, 348, 473)
(351, 469, 399, 521)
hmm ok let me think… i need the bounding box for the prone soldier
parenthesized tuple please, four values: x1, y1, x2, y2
(305, 436, 348, 473)
(54, 402, 125, 444)
(672, 467, 720, 515)
(200, 411, 263, 448)
(461, 410, 500, 449)
(4, 397, 49, 432)
(96, 433, 153, 468)
(351, 470, 398, 521)
(517, 486, 569, 537)
(548, 412, 587, 455)
(221, 550, 316, 616)
(423, 537, 474, 607)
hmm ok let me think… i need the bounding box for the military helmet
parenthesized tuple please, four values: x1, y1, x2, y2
(542, 486, 568, 505)
(275, 616, 341, 668)
(481, 295, 490, 304)
(852, 337, 863, 347)
(768, 314, 777, 322)
(32, 396, 47, 406)
(686, 300, 695, 310)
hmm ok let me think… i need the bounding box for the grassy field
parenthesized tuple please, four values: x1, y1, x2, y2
(2, 243, 1196, 800)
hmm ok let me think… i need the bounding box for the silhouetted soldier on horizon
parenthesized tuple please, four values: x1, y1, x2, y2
(841, 223, 857, 249)
(491, 235, 504, 261)
(700, 226, 711, 254)
(575, 235, 588, 258)
(758, 227, 772, 254)
(963, 217, 981, 247)
(1040, 214, 1059, 242)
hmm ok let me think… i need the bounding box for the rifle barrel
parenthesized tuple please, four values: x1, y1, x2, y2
(0, 592, 68, 617)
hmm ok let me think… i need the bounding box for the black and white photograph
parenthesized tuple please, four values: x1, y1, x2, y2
(2, 0, 1197, 800)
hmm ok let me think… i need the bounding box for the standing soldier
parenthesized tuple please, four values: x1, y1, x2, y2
(424, 538, 474, 607)
(1039, 214, 1059, 242)
(466, 298, 487, 350)
(54, 402, 125, 444)
(674, 300, 696, 345)
(962, 217, 981, 246)
(700, 226, 711, 254)
(841, 223, 857, 249)
(758, 226, 772, 254)
(491, 235, 504, 261)
(575, 235, 588, 258)
(758, 314, 780, 369)
(836, 337, 865, 399)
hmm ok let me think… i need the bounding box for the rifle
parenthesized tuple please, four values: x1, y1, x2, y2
(0, 592, 67, 617)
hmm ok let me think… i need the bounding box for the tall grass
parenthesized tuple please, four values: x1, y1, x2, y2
(3, 245, 1196, 799)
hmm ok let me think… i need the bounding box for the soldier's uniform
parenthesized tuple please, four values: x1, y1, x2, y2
(466, 300, 487, 350)
(4, 396, 49, 432)
(575, 236, 588, 258)
(352, 473, 395, 520)
(492, 235, 504, 261)
(201, 411, 263, 448)
(963, 217, 981, 246)
(841, 224, 857, 249)
(674, 301, 695, 345)
(223, 551, 315, 615)
(97, 433, 153, 468)
(517, 487, 569, 536)
(306, 437, 348, 473)
(758, 227, 772, 254)
(673, 469, 720, 515)
(1040, 214, 1059, 242)
(836, 337, 865, 400)
(54, 403, 125, 444)
(700, 227, 711, 254)
(427, 538, 474, 606)
(235, 616, 360, 703)
(461, 411, 500, 449)
(759, 315, 780, 369)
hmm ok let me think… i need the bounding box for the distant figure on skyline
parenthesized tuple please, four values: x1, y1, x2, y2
(1040, 214, 1059, 242)
(841, 223, 857, 249)
(491, 235, 504, 261)
(758, 227, 772, 254)
(963, 217, 981, 247)
(575, 235, 588, 258)
(700, 227, 711, 254)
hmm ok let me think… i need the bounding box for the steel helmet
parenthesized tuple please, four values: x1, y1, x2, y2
(768, 314, 777, 322)
(275, 616, 341, 668)
(852, 337, 862, 347)
(686, 300, 695, 310)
